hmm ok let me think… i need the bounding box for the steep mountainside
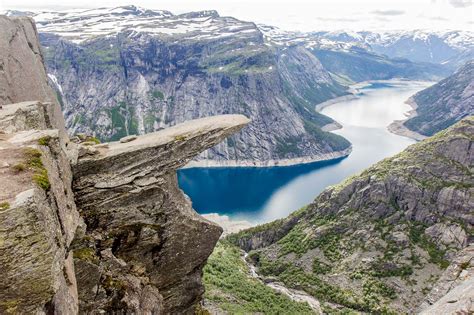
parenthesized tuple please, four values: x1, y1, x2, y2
(31, 6, 351, 166)
(399, 60, 473, 137)
(314, 30, 474, 68)
(0, 15, 248, 314)
(312, 47, 447, 83)
(227, 117, 473, 313)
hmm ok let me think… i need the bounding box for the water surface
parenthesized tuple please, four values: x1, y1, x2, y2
(178, 80, 432, 223)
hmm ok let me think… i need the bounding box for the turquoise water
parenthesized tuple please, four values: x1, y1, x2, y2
(177, 80, 432, 223)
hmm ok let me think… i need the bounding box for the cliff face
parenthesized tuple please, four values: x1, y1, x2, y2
(36, 7, 351, 166)
(229, 117, 473, 313)
(403, 60, 474, 136)
(0, 15, 249, 314)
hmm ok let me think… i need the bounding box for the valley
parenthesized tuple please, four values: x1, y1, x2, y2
(0, 3, 472, 314)
(179, 80, 431, 225)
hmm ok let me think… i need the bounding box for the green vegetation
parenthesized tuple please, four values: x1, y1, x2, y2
(277, 223, 343, 262)
(203, 241, 314, 314)
(150, 90, 165, 100)
(33, 169, 50, 191)
(12, 163, 26, 172)
(312, 258, 331, 274)
(23, 148, 50, 191)
(226, 206, 308, 246)
(0, 202, 10, 211)
(174, 135, 187, 142)
(73, 247, 99, 264)
(38, 136, 52, 146)
(409, 223, 449, 269)
(275, 136, 300, 157)
(259, 259, 395, 313)
(108, 101, 139, 141)
(89, 137, 101, 144)
(144, 114, 158, 132)
(370, 260, 413, 278)
(303, 119, 351, 151)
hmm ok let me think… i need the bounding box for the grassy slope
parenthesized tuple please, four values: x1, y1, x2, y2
(203, 241, 315, 314)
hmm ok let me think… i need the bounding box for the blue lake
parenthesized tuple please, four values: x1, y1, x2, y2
(178, 80, 432, 224)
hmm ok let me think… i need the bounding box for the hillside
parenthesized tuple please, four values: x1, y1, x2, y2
(221, 117, 473, 313)
(400, 60, 474, 137)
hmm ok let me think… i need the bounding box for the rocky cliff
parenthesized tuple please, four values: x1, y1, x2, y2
(0, 15, 249, 314)
(228, 116, 473, 313)
(31, 6, 351, 166)
(395, 60, 473, 138)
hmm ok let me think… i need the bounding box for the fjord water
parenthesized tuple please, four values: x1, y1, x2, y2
(178, 80, 432, 223)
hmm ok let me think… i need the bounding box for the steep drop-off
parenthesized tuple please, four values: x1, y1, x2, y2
(35, 7, 351, 166)
(0, 15, 249, 314)
(226, 117, 473, 313)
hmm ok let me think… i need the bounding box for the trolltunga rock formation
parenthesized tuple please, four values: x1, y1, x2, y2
(0, 14, 250, 314)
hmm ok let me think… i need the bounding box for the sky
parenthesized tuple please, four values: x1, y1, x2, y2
(0, 0, 473, 31)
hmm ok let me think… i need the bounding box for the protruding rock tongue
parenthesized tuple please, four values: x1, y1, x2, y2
(71, 114, 250, 314)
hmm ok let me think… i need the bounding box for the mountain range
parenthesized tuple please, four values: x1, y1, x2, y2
(4, 6, 468, 165)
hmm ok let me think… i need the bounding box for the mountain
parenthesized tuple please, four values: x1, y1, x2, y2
(260, 25, 450, 84)
(7, 6, 453, 165)
(0, 14, 248, 314)
(25, 6, 352, 166)
(311, 47, 448, 83)
(223, 117, 473, 313)
(392, 60, 473, 138)
(313, 30, 474, 68)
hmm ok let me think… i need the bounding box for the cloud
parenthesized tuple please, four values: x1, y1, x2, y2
(371, 9, 405, 16)
(316, 17, 359, 22)
(428, 16, 449, 21)
(449, 0, 473, 7)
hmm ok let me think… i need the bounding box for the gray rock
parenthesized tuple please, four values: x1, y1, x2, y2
(72, 114, 249, 314)
(403, 60, 474, 137)
(230, 117, 474, 313)
(0, 14, 250, 315)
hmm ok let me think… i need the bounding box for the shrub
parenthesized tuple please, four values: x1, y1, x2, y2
(38, 136, 52, 146)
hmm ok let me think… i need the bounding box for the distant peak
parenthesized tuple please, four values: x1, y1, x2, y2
(108, 5, 173, 17)
(177, 10, 220, 19)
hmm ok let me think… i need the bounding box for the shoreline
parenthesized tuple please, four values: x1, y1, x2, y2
(387, 97, 427, 141)
(315, 94, 358, 112)
(202, 213, 254, 237)
(182, 146, 352, 169)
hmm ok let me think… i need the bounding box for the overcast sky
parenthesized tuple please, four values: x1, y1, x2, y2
(1, 0, 473, 31)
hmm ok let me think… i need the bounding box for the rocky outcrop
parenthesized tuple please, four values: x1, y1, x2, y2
(0, 15, 250, 314)
(71, 115, 249, 314)
(0, 15, 80, 314)
(229, 116, 473, 313)
(419, 244, 473, 313)
(0, 16, 67, 140)
(0, 100, 80, 314)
